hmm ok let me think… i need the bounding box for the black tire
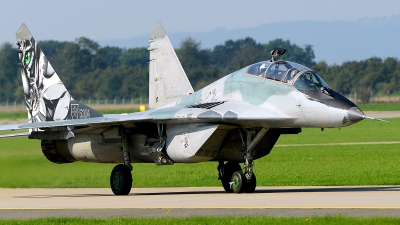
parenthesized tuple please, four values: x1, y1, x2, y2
(244, 173, 257, 193)
(231, 171, 245, 193)
(110, 164, 132, 195)
(221, 162, 241, 193)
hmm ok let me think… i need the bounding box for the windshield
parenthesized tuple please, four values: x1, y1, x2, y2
(246, 61, 310, 83)
(294, 71, 330, 91)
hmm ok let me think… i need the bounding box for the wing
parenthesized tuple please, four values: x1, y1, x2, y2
(0, 112, 152, 132)
(0, 100, 296, 135)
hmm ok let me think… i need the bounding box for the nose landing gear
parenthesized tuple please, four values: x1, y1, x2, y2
(218, 128, 268, 194)
(218, 161, 257, 193)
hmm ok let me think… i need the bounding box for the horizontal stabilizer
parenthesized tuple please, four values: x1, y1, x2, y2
(0, 132, 30, 139)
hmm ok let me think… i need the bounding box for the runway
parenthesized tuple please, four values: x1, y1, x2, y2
(1, 186, 400, 218)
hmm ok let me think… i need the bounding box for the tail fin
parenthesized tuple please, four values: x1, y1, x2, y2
(148, 22, 194, 109)
(16, 24, 102, 123)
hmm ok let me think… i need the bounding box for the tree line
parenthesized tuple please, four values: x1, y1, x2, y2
(0, 36, 399, 103)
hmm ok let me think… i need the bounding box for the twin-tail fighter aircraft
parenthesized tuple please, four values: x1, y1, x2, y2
(0, 23, 380, 195)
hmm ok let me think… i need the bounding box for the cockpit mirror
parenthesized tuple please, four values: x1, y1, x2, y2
(270, 48, 286, 62)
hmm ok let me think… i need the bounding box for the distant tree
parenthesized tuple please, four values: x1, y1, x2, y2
(211, 37, 261, 70)
(38, 40, 68, 62)
(53, 42, 90, 90)
(228, 44, 264, 72)
(0, 43, 19, 99)
(76, 37, 99, 55)
(176, 37, 214, 89)
(92, 46, 123, 69)
(118, 47, 148, 68)
(1, 35, 398, 103)
(176, 37, 210, 68)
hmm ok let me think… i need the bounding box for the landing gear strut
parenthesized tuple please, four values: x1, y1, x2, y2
(110, 127, 132, 195)
(218, 128, 268, 193)
(240, 128, 268, 193)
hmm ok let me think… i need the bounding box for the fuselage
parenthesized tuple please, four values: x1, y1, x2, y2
(172, 60, 364, 129)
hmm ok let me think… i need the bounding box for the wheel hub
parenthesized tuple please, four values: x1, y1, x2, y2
(112, 172, 121, 189)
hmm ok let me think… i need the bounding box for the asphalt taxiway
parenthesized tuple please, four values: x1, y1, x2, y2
(1, 186, 400, 218)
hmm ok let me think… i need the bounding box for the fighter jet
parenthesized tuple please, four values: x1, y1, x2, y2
(0, 23, 379, 195)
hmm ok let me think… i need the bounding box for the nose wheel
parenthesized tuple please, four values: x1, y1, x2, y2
(218, 161, 241, 192)
(218, 128, 267, 194)
(218, 161, 257, 193)
(230, 171, 244, 193)
(230, 170, 257, 193)
(243, 172, 256, 193)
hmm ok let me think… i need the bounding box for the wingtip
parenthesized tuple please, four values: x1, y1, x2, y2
(16, 23, 33, 40)
(150, 21, 166, 40)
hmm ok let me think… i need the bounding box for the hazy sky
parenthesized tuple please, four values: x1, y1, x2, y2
(1, 0, 400, 45)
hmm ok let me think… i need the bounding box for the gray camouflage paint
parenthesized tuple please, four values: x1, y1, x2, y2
(0, 23, 368, 165)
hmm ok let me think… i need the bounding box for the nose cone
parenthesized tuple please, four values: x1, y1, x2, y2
(347, 107, 365, 123)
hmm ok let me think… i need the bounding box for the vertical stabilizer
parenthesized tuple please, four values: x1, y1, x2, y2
(148, 22, 194, 109)
(16, 24, 102, 125)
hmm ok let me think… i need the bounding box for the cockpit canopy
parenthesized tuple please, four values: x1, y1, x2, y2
(246, 60, 330, 91)
(294, 71, 330, 91)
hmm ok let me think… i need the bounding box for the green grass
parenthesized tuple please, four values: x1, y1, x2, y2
(0, 111, 27, 120)
(276, 118, 398, 144)
(1, 216, 400, 225)
(358, 102, 400, 111)
(0, 118, 399, 188)
(98, 108, 140, 114)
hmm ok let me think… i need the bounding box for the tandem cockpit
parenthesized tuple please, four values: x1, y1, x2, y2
(246, 48, 331, 93)
(245, 48, 371, 116)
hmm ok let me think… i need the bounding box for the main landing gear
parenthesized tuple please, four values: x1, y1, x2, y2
(218, 128, 268, 193)
(110, 127, 133, 195)
(110, 164, 132, 195)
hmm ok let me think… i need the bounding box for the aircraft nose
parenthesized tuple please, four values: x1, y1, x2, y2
(347, 106, 365, 123)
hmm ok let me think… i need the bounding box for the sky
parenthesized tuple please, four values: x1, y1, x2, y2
(1, 0, 400, 53)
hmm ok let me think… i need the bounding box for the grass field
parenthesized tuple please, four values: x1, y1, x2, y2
(0, 118, 398, 188)
(358, 102, 400, 111)
(2, 216, 400, 225)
